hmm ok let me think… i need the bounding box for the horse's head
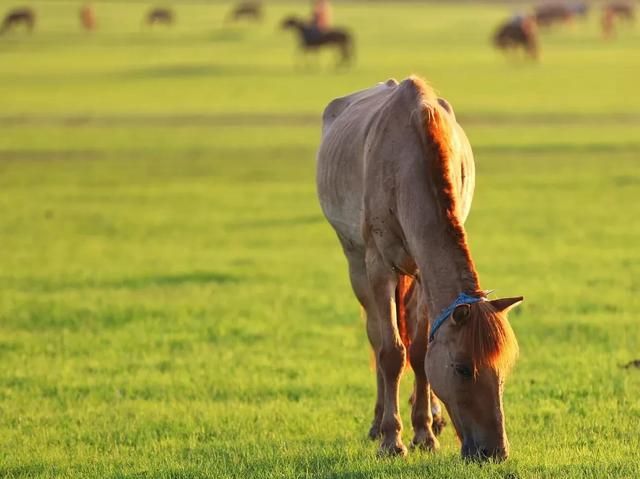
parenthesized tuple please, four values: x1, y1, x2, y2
(426, 295, 522, 462)
(280, 16, 302, 30)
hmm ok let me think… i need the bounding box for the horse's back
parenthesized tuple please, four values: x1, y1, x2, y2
(5, 7, 34, 21)
(318, 77, 476, 250)
(317, 80, 401, 244)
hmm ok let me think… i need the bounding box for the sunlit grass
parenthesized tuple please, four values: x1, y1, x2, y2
(0, 1, 639, 478)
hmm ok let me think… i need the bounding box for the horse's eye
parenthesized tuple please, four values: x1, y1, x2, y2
(454, 364, 473, 378)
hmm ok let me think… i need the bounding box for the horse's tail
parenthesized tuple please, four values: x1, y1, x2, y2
(395, 274, 415, 362)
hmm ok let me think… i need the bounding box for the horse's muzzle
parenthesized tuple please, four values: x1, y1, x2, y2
(461, 442, 509, 462)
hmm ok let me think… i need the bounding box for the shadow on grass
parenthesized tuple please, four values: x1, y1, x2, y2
(227, 214, 322, 230)
(113, 271, 237, 290)
(475, 142, 640, 155)
(2, 271, 238, 294)
(118, 62, 291, 80)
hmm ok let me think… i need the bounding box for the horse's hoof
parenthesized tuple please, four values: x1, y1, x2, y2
(368, 423, 382, 440)
(378, 441, 408, 458)
(432, 415, 447, 437)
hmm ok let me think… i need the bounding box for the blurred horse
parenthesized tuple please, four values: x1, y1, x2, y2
(317, 76, 522, 459)
(0, 7, 35, 34)
(145, 8, 174, 27)
(281, 16, 353, 66)
(605, 1, 635, 22)
(569, 2, 590, 19)
(493, 16, 538, 60)
(602, 2, 635, 38)
(80, 4, 96, 31)
(534, 3, 573, 27)
(226, 1, 263, 23)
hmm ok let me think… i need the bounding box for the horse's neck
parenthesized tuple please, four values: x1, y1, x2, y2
(418, 234, 480, 318)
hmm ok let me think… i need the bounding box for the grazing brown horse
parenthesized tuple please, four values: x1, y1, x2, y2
(226, 1, 263, 23)
(145, 7, 174, 27)
(281, 16, 353, 66)
(601, 2, 635, 38)
(493, 16, 539, 60)
(1, 7, 35, 34)
(605, 1, 635, 22)
(534, 3, 573, 27)
(79, 4, 96, 31)
(317, 76, 522, 460)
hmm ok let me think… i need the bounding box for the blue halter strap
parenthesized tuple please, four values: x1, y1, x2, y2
(428, 292, 484, 342)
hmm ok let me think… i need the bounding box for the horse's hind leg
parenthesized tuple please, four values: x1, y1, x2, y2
(367, 318, 385, 439)
(344, 249, 385, 440)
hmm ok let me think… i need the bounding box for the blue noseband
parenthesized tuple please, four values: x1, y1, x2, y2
(428, 293, 484, 342)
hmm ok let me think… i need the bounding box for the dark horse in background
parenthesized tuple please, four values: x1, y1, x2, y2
(1, 7, 35, 34)
(493, 16, 538, 60)
(281, 16, 353, 67)
(226, 1, 263, 23)
(534, 3, 574, 27)
(145, 8, 174, 27)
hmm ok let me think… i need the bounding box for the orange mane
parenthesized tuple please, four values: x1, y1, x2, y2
(464, 301, 519, 374)
(409, 75, 480, 292)
(408, 76, 518, 373)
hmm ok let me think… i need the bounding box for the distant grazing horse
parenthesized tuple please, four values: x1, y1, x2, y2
(605, 1, 635, 22)
(534, 3, 573, 27)
(602, 2, 635, 38)
(493, 17, 538, 60)
(317, 76, 522, 459)
(0, 7, 35, 34)
(281, 16, 353, 66)
(226, 1, 263, 23)
(79, 4, 96, 31)
(145, 8, 174, 27)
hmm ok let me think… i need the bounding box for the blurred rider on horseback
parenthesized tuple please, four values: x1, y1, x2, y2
(310, 0, 332, 40)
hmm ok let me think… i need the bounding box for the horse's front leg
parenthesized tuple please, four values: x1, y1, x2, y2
(408, 321, 440, 450)
(430, 390, 446, 436)
(366, 248, 407, 457)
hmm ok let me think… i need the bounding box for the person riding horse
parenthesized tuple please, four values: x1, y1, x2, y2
(281, 1, 353, 67)
(309, 0, 332, 42)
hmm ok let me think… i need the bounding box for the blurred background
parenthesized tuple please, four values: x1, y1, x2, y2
(0, 1, 638, 477)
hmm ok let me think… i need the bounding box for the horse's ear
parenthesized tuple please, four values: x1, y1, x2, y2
(488, 296, 524, 314)
(451, 304, 471, 326)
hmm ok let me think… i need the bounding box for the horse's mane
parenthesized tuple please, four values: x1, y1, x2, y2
(408, 75, 480, 292)
(464, 300, 519, 374)
(407, 76, 519, 374)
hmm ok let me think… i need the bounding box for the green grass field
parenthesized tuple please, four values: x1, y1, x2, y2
(0, 1, 639, 477)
